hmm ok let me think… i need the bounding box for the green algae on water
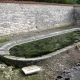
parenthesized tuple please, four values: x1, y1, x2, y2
(9, 31, 80, 58)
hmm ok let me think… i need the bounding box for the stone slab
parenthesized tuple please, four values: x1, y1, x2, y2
(22, 65, 41, 75)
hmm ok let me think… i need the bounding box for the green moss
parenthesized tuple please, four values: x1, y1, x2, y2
(9, 31, 80, 58)
(58, 26, 70, 29)
(0, 66, 38, 80)
(0, 38, 10, 43)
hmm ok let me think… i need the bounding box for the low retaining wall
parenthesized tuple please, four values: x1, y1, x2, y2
(0, 28, 80, 67)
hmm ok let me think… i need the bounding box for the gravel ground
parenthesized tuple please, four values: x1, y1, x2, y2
(55, 63, 80, 80)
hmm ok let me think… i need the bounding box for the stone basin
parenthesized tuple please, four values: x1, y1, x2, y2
(0, 28, 80, 67)
(22, 65, 42, 75)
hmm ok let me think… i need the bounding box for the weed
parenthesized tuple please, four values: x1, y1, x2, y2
(0, 38, 10, 43)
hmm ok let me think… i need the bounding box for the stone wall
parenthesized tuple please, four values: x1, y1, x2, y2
(0, 3, 74, 36)
(74, 6, 80, 26)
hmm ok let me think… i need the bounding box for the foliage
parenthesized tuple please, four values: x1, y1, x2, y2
(55, 0, 74, 4)
(18, 0, 80, 4)
(76, 0, 80, 4)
